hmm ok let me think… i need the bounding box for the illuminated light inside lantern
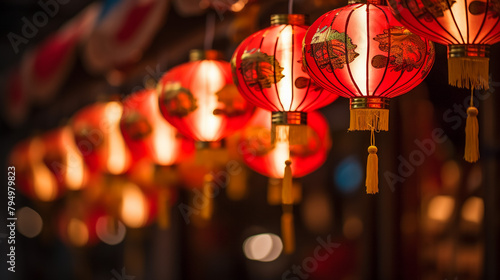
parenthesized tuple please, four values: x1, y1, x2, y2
(428, 195, 455, 222)
(276, 25, 293, 110)
(96, 215, 126, 245)
(17, 207, 43, 238)
(349, 6, 369, 95)
(104, 102, 129, 174)
(192, 61, 224, 141)
(270, 136, 291, 178)
(120, 183, 149, 228)
(61, 127, 85, 190)
(149, 92, 179, 165)
(461, 197, 484, 224)
(243, 233, 283, 262)
(29, 138, 58, 201)
(67, 218, 89, 247)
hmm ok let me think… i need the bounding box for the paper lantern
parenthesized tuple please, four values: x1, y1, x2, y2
(240, 109, 331, 179)
(303, 1, 434, 193)
(42, 126, 88, 191)
(387, 0, 498, 162)
(120, 88, 194, 166)
(71, 101, 132, 175)
(158, 50, 254, 143)
(388, 0, 500, 90)
(232, 14, 338, 145)
(9, 137, 61, 201)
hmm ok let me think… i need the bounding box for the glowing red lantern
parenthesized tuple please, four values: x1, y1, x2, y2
(9, 137, 61, 201)
(232, 14, 338, 145)
(387, 0, 498, 162)
(303, 1, 434, 193)
(120, 88, 194, 166)
(388, 0, 500, 90)
(42, 126, 88, 191)
(240, 109, 331, 179)
(71, 101, 132, 175)
(157, 50, 254, 143)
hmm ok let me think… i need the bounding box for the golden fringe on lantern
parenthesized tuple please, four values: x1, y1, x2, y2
(448, 57, 489, 90)
(349, 109, 389, 131)
(272, 124, 308, 145)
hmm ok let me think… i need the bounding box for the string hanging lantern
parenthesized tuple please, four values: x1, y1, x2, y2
(387, 0, 500, 162)
(232, 13, 337, 253)
(303, 0, 434, 193)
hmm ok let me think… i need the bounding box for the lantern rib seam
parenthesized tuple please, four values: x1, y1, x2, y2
(465, 0, 469, 43)
(258, 31, 282, 111)
(479, 13, 500, 44)
(306, 8, 356, 97)
(425, 1, 462, 44)
(185, 61, 204, 140)
(366, 4, 371, 96)
(371, 4, 391, 96)
(403, 0, 456, 45)
(472, 0, 489, 43)
(345, 5, 364, 97)
(274, 25, 289, 111)
(290, 24, 296, 111)
(444, 0, 465, 43)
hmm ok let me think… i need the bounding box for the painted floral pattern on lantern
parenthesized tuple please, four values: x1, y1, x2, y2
(213, 84, 250, 117)
(421, 42, 435, 78)
(160, 82, 198, 117)
(122, 112, 152, 140)
(372, 26, 428, 73)
(240, 50, 284, 90)
(308, 26, 359, 72)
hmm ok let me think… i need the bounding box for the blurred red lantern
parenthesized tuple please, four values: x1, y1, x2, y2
(9, 137, 62, 201)
(240, 109, 331, 179)
(232, 14, 338, 145)
(157, 50, 254, 143)
(71, 101, 132, 175)
(120, 88, 194, 166)
(303, 1, 434, 193)
(387, 0, 497, 162)
(388, 0, 500, 90)
(42, 126, 88, 191)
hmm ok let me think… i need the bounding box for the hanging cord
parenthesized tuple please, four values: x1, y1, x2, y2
(204, 11, 216, 50)
(288, 0, 293, 14)
(465, 87, 479, 162)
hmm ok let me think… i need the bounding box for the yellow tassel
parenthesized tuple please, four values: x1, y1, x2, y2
(157, 188, 170, 229)
(281, 210, 295, 254)
(272, 124, 308, 145)
(366, 129, 379, 194)
(282, 160, 293, 205)
(465, 106, 479, 163)
(349, 109, 389, 131)
(366, 146, 379, 194)
(448, 57, 489, 90)
(200, 174, 213, 220)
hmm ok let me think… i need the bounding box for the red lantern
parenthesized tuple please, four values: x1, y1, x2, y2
(120, 88, 194, 166)
(388, 0, 500, 90)
(42, 126, 88, 191)
(303, 1, 434, 194)
(157, 50, 254, 143)
(232, 14, 338, 145)
(9, 137, 62, 201)
(387, 0, 498, 162)
(71, 101, 132, 175)
(240, 109, 331, 179)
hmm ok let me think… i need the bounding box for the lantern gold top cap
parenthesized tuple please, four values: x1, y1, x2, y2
(189, 49, 224, 61)
(270, 14, 308, 25)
